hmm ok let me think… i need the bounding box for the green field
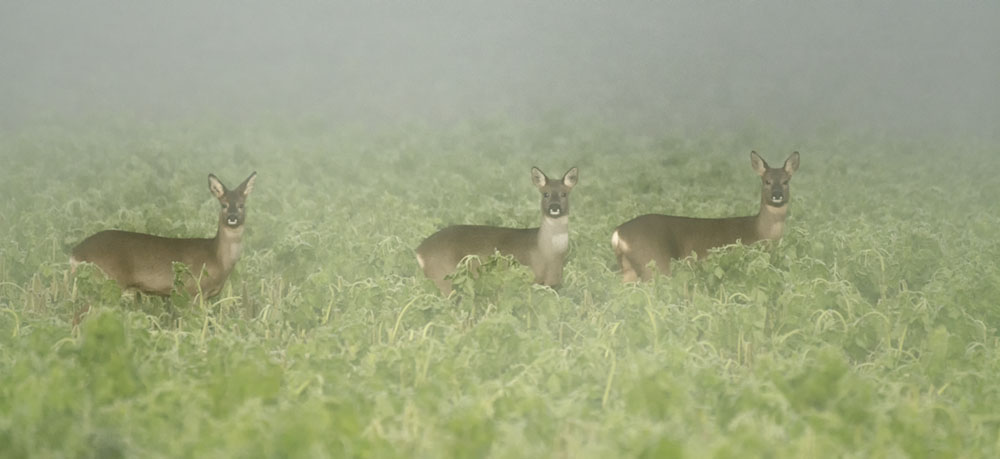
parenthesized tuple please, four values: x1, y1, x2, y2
(2, 119, 999, 457)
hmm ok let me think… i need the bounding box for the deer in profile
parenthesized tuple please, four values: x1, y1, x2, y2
(612, 151, 799, 282)
(416, 167, 579, 295)
(70, 172, 257, 298)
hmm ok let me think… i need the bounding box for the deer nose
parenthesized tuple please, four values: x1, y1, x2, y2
(547, 203, 562, 216)
(227, 215, 240, 225)
(770, 191, 784, 202)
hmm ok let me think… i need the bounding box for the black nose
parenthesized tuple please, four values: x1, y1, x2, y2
(771, 191, 784, 200)
(548, 204, 561, 212)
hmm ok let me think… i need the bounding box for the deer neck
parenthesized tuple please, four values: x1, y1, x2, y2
(214, 225, 244, 272)
(754, 201, 788, 241)
(537, 215, 570, 256)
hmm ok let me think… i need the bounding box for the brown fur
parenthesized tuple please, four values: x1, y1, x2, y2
(71, 172, 257, 297)
(416, 167, 578, 295)
(612, 152, 799, 281)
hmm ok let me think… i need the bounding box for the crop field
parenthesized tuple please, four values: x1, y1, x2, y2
(1, 118, 999, 457)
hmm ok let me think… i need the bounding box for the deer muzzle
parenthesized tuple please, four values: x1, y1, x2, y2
(769, 191, 785, 205)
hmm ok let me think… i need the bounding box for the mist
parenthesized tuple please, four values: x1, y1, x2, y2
(2, 1, 997, 137)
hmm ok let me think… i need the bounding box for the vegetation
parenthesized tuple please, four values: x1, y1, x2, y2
(1, 118, 999, 457)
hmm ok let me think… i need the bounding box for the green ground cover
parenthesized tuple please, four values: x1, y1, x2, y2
(1, 118, 999, 457)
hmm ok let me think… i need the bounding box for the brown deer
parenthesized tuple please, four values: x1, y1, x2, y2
(612, 151, 799, 282)
(70, 172, 257, 298)
(416, 167, 579, 295)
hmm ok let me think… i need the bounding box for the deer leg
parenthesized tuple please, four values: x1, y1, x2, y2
(647, 255, 671, 279)
(619, 253, 639, 283)
(434, 278, 452, 296)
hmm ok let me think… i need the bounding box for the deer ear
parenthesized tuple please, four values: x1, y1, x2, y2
(531, 167, 547, 188)
(784, 152, 800, 175)
(239, 171, 257, 197)
(750, 151, 768, 176)
(562, 167, 579, 188)
(208, 174, 227, 199)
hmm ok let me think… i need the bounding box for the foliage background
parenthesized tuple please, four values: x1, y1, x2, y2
(2, 118, 999, 457)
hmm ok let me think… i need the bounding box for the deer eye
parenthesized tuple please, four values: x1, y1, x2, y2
(238, 204, 244, 210)
(560, 192, 567, 197)
(543, 192, 550, 198)
(765, 180, 773, 186)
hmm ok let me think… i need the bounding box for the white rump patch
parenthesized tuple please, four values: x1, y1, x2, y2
(611, 230, 628, 252)
(415, 253, 425, 270)
(551, 233, 569, 253)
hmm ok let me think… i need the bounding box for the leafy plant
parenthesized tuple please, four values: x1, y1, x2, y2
(1, 119, 999, 457)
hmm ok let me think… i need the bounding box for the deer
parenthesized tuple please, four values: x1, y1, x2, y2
(611, 151, 799, 282)
(416, 167, 579, 295)
(70, 172, 257, 298)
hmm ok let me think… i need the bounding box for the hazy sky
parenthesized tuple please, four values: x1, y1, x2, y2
(2, 1, 997, 136)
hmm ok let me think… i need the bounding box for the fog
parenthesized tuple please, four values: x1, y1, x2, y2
(2, 1, 997, 137)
